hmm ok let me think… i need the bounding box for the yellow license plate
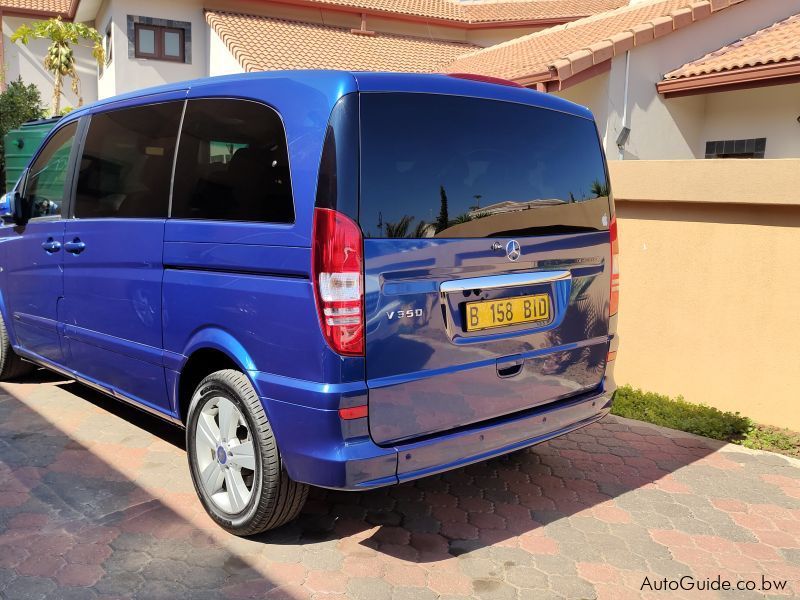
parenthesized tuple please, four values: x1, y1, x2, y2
(465, 294, 550, 332)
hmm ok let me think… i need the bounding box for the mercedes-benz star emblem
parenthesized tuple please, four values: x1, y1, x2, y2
(505, 240, 521, 262)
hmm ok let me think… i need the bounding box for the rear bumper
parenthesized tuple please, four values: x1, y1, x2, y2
(256, 371, 615, 490)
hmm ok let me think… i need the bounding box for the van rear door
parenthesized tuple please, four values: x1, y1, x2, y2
(359, 92, 613, 446)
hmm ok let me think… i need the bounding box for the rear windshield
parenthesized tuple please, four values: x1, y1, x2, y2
(359, 93, 610, 239)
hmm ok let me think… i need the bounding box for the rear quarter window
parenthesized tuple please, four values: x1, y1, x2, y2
(359, 93, 609, 239)
(171, 99, 294, 223)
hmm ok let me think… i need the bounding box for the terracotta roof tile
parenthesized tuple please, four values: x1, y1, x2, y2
(463, 0, 629, 23)
(284, 0, 628, 24)
(205, 10, 479, 73)
(664, 13, 800, 79)
(0, 0, 74, 15)
(444, 0, 746, 84)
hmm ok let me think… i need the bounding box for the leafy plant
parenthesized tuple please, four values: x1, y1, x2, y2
(11, 17, 104, 115)
(384, 215, 430, 238)
(611, 385, 800, 457)
(590, 179, 610, 198)
(385, 215, 413, 238)
(0, 78, 46, 193)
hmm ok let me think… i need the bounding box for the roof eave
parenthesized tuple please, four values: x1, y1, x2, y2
(658, 60, 800, 98)
(264, 0, 586, 29)
(0, 0, 79, 20)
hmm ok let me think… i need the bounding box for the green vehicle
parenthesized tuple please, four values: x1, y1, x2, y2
(4, 118, 60, 194)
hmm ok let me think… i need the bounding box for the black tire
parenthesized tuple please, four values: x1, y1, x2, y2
(0, 311, 35, 381)
(186, 369, 308, 535)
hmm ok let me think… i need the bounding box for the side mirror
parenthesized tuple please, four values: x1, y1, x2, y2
(11, 190, 30, 226)
(5, 168, 31, 227)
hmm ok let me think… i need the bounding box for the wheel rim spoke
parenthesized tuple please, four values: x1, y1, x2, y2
(225, 467, 250, 512)
(200, 460, 224, 495)
(228, 440, 255, 471)
(196, 412, 219, 452)
(217, 398, 239, 441)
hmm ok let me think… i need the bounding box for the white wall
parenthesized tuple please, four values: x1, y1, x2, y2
(97, 0, 207, 98)
(95, 0, 116, 99)
(555, 72, 611, 148)
(700, 84, 800, 158)
(565, 0, 800, 160)
(2, 15, 99, 111)
(208, 27, 243, 77)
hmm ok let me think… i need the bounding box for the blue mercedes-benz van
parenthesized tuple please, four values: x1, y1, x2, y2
(0, 71, 618, 535)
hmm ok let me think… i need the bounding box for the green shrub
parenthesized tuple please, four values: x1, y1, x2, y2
(742, 426, 800, 456)
(611, 385, 800, 457)
(611, 385, 753, 441)
(0, 78, 45, 193)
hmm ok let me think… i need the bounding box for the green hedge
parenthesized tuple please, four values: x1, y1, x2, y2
(611, 385, 800, 457)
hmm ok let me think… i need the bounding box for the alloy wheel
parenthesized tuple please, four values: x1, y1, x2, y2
(193, 396, 256, 514)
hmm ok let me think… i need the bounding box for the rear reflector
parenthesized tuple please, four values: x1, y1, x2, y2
(609, 214, 619, 316)
(339, 405, 368, 420)
(312, 207, 365, 356)
(607, 351, 617, 362)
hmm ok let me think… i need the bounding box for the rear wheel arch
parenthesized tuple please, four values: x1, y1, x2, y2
(178, 348, 242, 424)
(176, 328, 260, 424)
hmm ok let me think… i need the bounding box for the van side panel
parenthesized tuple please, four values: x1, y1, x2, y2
(161, 74, 364, 416)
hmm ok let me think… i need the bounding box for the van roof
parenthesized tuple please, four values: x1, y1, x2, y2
(65, 71, 593, 123)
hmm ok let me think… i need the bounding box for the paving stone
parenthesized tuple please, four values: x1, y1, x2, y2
(2, 575, 58, 600)
(458, 556, 501, 579)
(548, 574, 597, 599)
(347, 577, 393, 600)
(4, 385, 800, 600)
(506, 565, 549, 589)
(392, 586, 438, 600)
(92, 570, 144, 595)
(471, 578, 517, 600)
(43, 587, 98, 600)
(300, 546, 343, 571)
(134, 579, 191, 599)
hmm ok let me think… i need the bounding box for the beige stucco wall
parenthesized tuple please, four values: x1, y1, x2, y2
(609, 159, 800, 430)
(2, 14, 98, 110)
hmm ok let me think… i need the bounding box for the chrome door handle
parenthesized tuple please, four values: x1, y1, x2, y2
(41, 238, 62, 253)
(64, 239, 86, 254)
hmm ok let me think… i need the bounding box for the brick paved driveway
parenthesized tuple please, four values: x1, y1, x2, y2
(1, 372, 799, 600)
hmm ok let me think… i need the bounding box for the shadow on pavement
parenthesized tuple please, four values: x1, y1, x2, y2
(0, 372, 287, 600)
(22, 370, 721, 565)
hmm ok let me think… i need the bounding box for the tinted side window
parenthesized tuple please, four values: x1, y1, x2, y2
(25, 121, 78, 218)
(316, 94, 359, 220)
(75, 102, 183, 219)
(171, 99, 294, 223)
(360, 94, 610, 238)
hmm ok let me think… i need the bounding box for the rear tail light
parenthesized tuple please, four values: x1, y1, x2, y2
(606, 350, 617, 362)
(312, 207, 365, 356)
(609, 214, 619, 316)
